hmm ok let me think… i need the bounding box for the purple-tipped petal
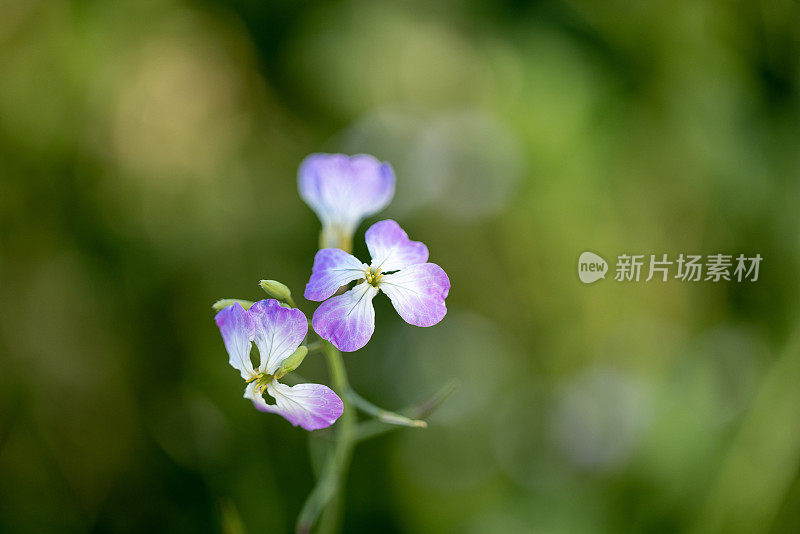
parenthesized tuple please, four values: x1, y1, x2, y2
(249, 299, 308, 375)
(365, 220, 429, 272)
(305, 248, 367, 301)
(312, 283, 378, 352)
(378, 263, 450, 327)
(298, 154, 395, 234)
(215, 303, 255, 379)
(261, 381, 344, 431)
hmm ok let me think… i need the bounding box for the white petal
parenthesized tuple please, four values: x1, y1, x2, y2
(244, 381, 271, 411)
(304, 248, 367, 301)
(365, 220, 429, 272)
(262, 381, 344, 431)
(214, 303, 255, 380)
(249, 299, 309, 375)
(379, 263, 450, 327)
(311, 283, 378, 352)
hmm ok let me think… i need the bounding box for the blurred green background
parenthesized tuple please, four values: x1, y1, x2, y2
(2, 0, 800, 532)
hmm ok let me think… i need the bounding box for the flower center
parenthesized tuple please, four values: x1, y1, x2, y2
(365, 267, 383, 287)
(247, 372, 274, 394)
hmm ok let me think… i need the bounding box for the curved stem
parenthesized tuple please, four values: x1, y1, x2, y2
(296, 342, 356, 534)
(345, 390, 427, 428)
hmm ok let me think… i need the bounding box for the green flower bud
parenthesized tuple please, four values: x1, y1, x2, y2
(259, 280, 292, 302)
(274, 345, 308, 378)
(212, 299, 254, 311)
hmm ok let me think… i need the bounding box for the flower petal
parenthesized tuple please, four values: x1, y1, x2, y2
(258, 381, 344, 431)
(312, 283, 378, 352)
(249, 299, 308, 375)
(298, 153, 395, 233)
(244, 381, 271, 411)
(215, 303, 255, 379)
(365, 219, 429, 272)
(378, 263, 450, 327)
(304, 248, 367, 301)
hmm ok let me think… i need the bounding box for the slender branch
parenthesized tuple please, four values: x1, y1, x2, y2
(355, 380, 459, 442)
(345, 390, 427, 428)
(296, 343, 356, 534)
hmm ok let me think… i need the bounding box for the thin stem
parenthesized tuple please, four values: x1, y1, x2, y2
(355, 380, 459, 442)
(296, 342, 356, 534)
(305, 341, 325, 354)
(345, 390, 427, 428)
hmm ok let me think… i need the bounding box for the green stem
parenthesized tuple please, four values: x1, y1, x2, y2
(354, 379, 459, 442)
(345, 390, 427, 428)
(296, 342, 356, 534)
(305, 341, 325, 354)
(691, 326, 800, 534)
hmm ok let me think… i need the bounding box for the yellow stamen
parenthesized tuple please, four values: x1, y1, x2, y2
(249, 372, 274, 393)
(365, 267, 383, 287)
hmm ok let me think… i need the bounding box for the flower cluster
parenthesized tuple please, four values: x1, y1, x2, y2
(214, 153, 450, 430)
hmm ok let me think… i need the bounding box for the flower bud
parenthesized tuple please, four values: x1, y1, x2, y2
(212, 299, 254, 311)
(274, 345, 308, 378)
(259, 280, 292, 302)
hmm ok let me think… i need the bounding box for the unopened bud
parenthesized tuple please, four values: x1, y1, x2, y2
(212, 299, 254, 311)
(259, 280, 292, 301)
(274, 345, 308, 378)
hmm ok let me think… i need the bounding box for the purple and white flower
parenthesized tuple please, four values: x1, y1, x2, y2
(305, 219, 450, 352)
(215, 299, 343, 430)
(298, 153, 395, 250)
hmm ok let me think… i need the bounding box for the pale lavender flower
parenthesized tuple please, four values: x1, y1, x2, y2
(215, 300, 343, 430)
(298, 153, 395, 250)
(305, 219, 450, 352)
